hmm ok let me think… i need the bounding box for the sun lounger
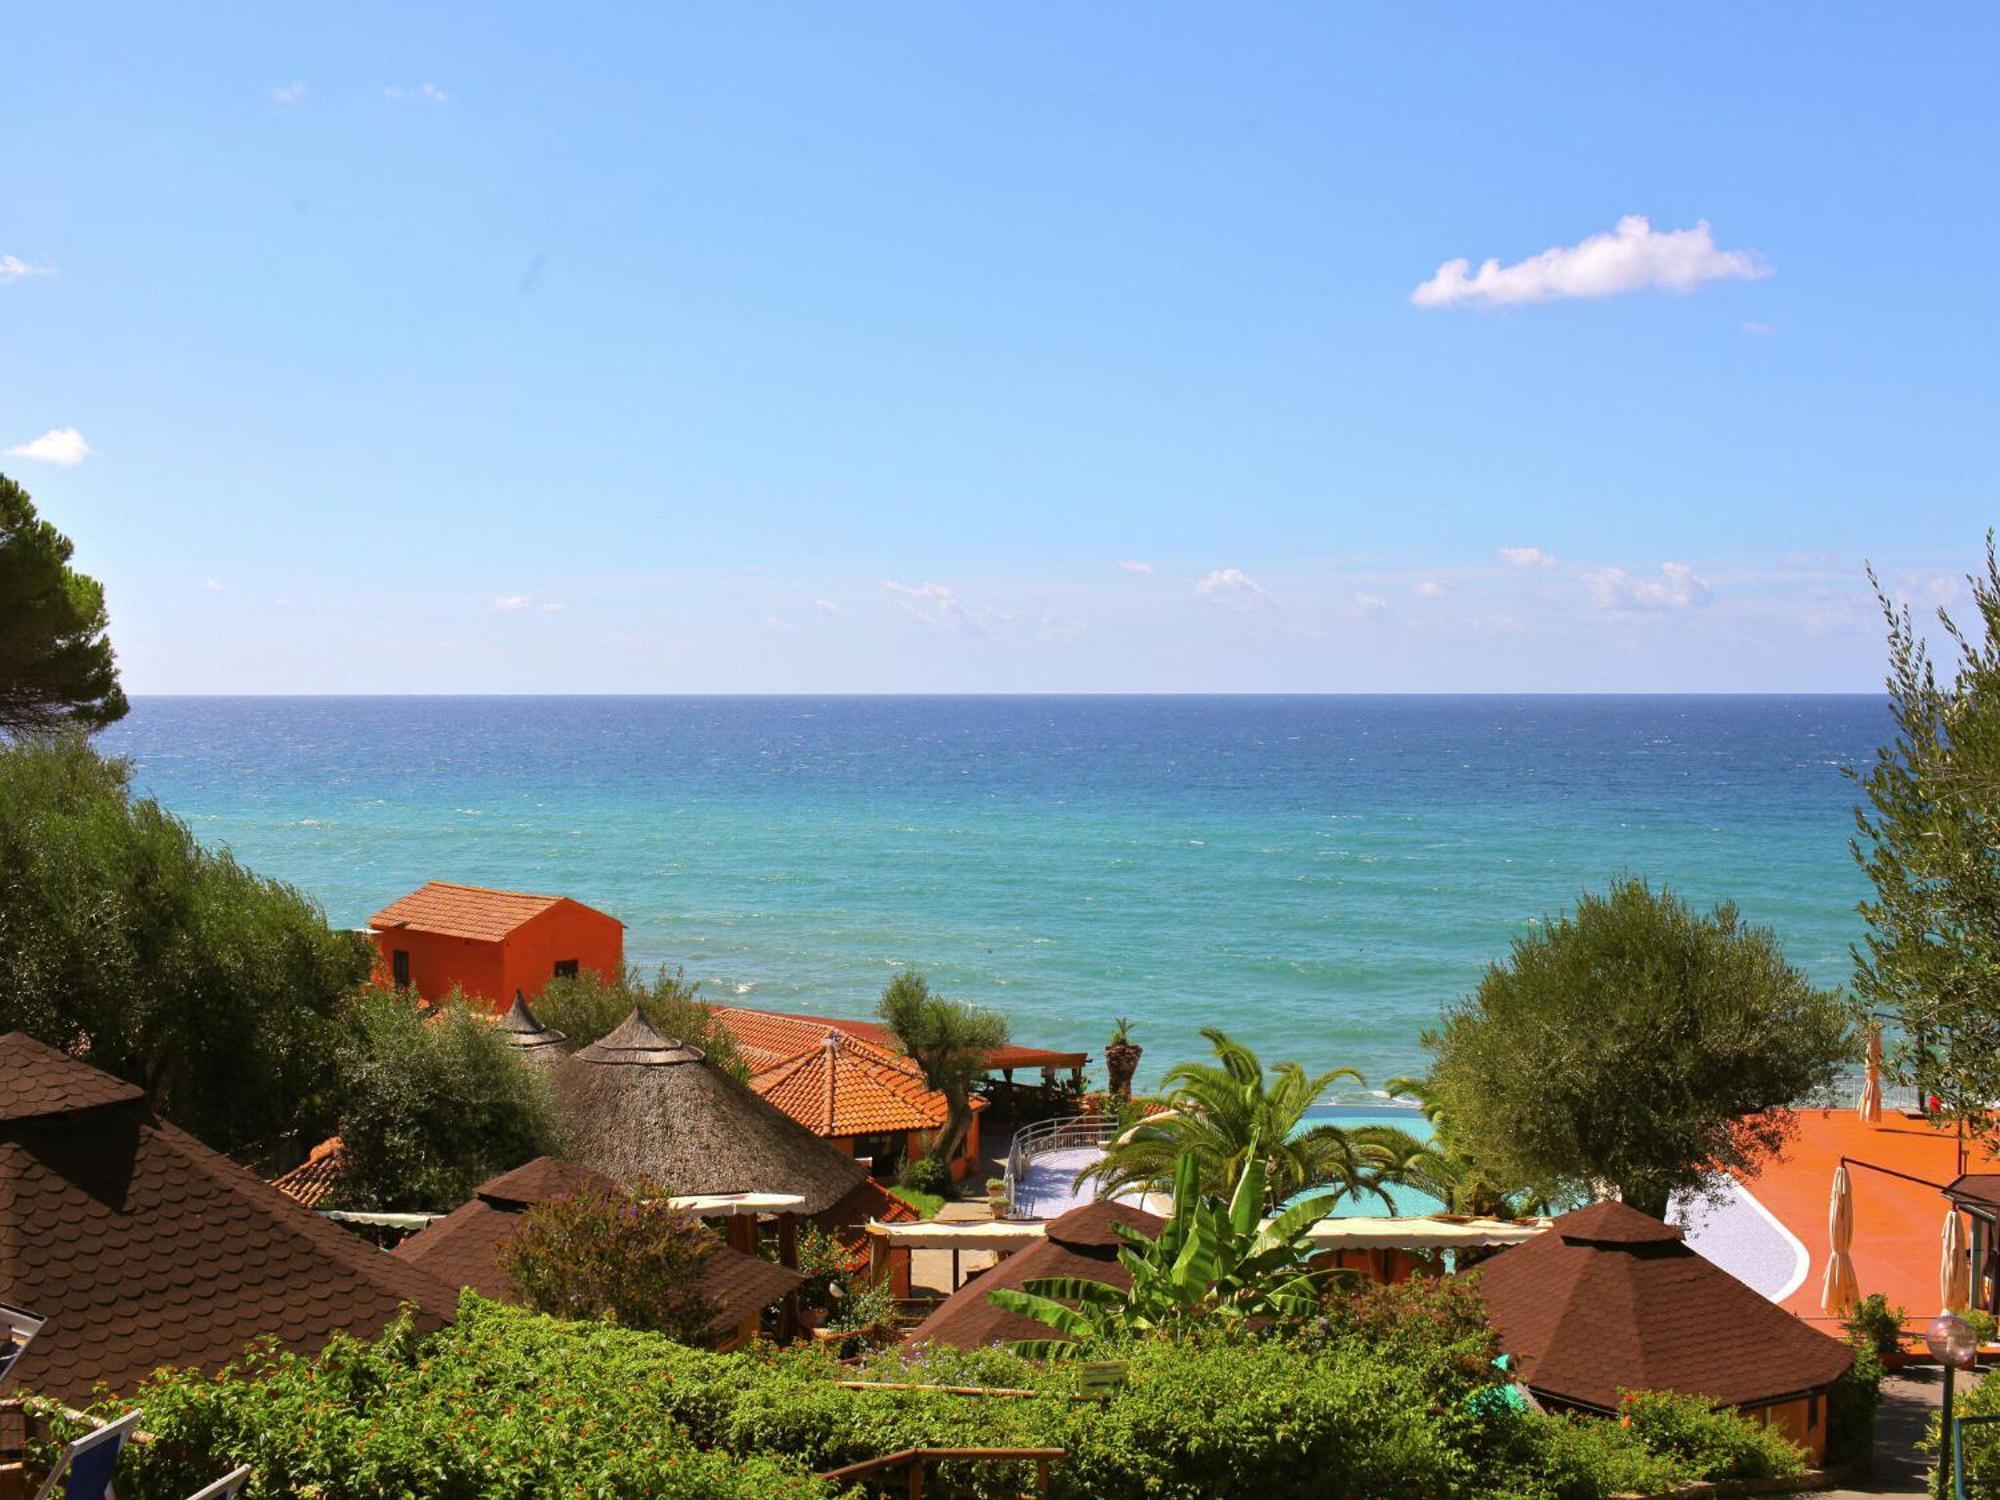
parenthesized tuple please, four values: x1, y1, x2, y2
(183, 1465, 253, 1499)
(0, 1303, 45, 1381)
(31, 1409, 141, 1500)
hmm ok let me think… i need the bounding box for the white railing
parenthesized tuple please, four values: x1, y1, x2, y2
(1004, 1114, 1118, 1218)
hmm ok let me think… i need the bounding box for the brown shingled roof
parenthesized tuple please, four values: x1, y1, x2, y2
(904, 1200, 1163, 1351)
(369, 882, 621, 943)
(392, 1158, 801, 1336)
(0, 1032, 456, 1406)
(1474, 1199, 1853, 1413)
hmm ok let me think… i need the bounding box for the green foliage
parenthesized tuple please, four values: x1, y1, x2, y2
(1426, 878, 1855, 1217)
(0, 736, 371, 1159)
(1080, 1028, 1386, 1208)
(0, 472, 126, 735)
(1844, 1291, 1910, 1362)
(63, 1295, 1817, 1500)
(1375, 1076, 1566, 1218)
(1108, 1015, 1134, 1047)
(991, 1144, 1339, 1356)
(1927, 1349, 2000, 1494)
(898, 1153, 956, 1201)
(1825, 1339, 1885, 1471)
(876, 969, 1008, 1165)
(1614, 1389, 1804, 1481)
(1852, 537, 2000, 1149)
(332, 990, 559, 1211)
(533, 963, 748, 1079)
(500, 1177, 723, 1343)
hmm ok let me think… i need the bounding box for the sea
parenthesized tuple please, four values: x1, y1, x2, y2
(99, 695, 1888, 1095)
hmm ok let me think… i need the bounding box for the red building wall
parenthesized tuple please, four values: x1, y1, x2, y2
(371, 900, 624, 1010)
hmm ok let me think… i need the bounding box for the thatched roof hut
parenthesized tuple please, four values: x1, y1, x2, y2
(551, 1009, 866, 1215)
(497, 991, 569, 1065)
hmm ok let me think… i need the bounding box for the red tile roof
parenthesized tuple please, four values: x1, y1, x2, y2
(748, 1029, 963, 1138)
(368, 882, 621, 942)
(269, 1136, 348, 1210)
(905, 1200, 1164, 1351)
(392, 1158, 801, 1335)
(1475, 1199, 1854, 1413)
(0, 1032, 457, 1405)
(714, 1005, 1087, 1076)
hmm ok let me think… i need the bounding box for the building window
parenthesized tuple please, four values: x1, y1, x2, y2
(553, 959, 580, 979)
(391, 950, 411, 989)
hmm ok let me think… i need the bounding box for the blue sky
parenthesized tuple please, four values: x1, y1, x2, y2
(4, 4, 1994, 692)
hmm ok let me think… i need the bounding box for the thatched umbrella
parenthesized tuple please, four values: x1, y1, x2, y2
(498, 992, 568, 1058)
(552, 1009, 866, 1215)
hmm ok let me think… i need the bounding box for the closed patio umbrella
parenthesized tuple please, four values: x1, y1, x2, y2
(1821, 1163, 1860, 1316)
(1858, 1024, 1883, 1125)
(1943, 1207, 1972, 1313)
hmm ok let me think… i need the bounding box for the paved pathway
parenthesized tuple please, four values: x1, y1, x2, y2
(1012, 1145, 1106, 1220)
(1820, 1370, 1958, 1498)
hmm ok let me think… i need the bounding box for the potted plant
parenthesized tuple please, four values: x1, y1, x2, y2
(1104, 1016, 1142, 1101)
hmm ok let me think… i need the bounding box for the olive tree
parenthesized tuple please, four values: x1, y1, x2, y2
(0, 472, 125, 736)
(1425, 879, 1853, 1218)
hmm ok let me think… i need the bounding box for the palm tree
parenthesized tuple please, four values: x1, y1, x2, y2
(1361, 1076, 1563, 1219)
(1077, 1028, 1383, 1210)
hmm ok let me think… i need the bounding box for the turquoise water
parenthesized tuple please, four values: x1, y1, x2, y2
(98, 695, 1885, 1092)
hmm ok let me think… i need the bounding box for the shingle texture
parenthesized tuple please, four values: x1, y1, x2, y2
(369, 882, 608, 942)
(749, 1030, 962, 1138)
(1476, 1199, 1853, 1413)
(392, 1158, 801, 1335)
(904, 1200, 1164, 1351)
(0, 1032, 456, 1405)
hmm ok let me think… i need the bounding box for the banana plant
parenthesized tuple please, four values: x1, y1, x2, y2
(990, 1136, 1344, 1359)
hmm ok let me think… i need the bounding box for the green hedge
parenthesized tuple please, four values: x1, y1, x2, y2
(62, 1292, 1807, 1500)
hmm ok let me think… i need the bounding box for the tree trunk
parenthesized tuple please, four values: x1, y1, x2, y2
(930, 1091, 973, 1166)
(1104, 1042, 1142, 1101)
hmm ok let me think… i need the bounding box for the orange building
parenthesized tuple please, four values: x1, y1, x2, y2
(748, 1028, 986, 1183)
(367, 882, 624, 1009)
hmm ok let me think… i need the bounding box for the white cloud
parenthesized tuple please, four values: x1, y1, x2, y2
(1412, 216, 1768, 309)
(813, 598, 841, 615)
(1350, 593, 1389, 620)
(1467, 613, 1527, 636)
(1115, 559, 1155, 574)
(5, 427, 91, 467)
(202, 578, 226, 592)
(1498, 546, 1557, 570)
(272, 81, 307, 104)
(1411, 579, 1448, 599)
(1741, 320, 1777, 336)
(884, 579, 985, 635)
(0, 255, 55, 284)
(1194, 567, 1277, 610)
(385, 83, 449, 103)
(1584, 561, 1713, 612)
(765, 615, 795, 633)
(493, 594, 533, 612)
(539, 601, 567, 614)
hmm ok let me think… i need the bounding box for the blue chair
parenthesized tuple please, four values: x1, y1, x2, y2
(184, 1466, 253, 1499)
(0, 1302, 45, 1381)
(31, 1410, 141, 1500)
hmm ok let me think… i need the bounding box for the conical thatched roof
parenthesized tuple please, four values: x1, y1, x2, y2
(497, 992, 567, 1053)
(551, 1009, 866, 1215)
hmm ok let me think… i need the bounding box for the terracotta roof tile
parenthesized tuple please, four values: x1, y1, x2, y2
(268, 1136, 348, 1210)
(368, 882, 620, 942)
(713, 1006, 1086, 1076)
(392, 1158, 802, 1335)
(0, 1035, 456, 1406)
(810, 1177, 920, 1269)
(1476, 1199, 1854, 1412)
(748, 1030, 961, 1138)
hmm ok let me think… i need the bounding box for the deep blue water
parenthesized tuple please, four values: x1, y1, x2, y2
(99, 696, 1887, 1091)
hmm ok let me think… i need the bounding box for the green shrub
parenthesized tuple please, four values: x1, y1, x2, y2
(1492, 1413, 1682, 1500)
(1844, 1292, 1909, 1362)
(898, 1153, 956, 1199)
(1615, 1388, 1805, 1480)
(1826, 1340, 1885, 1470)
(500, 1177, 722, 1342)
(534, 964, 748, 1078)
(331, 990, 559, 1211)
